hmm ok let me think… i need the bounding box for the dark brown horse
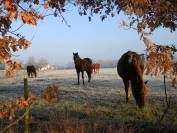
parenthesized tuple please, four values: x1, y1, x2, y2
(117, 51, 147, 108)
(27, 65, 37, 78)
(73, 52, 92, 85)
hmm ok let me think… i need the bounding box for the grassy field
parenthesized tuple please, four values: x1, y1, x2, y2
(0, 68, 177, 133)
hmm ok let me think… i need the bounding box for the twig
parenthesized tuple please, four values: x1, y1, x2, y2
(1, 103, 34, 133)
(16, 3, 27, 12)
(7, 30, 22, 38)
(43, 13, 55, 17)
(10, 23, 25, 33)
(164, 75, 168, 105)
(158, 98, 171, 123)
(157, 75, 171, 124)
(58, 12, 71, 27)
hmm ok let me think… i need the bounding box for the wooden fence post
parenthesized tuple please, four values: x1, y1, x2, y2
(24, 78, 29, 133)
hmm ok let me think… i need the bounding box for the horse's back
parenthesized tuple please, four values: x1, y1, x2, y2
(27, 65, 35, 70)
(84, 58, 92, 65)
(92, 63, 101, 73)
(27, 65, 36, 73)
(117, 51, 144, 79)
(93, 63, 100, 68)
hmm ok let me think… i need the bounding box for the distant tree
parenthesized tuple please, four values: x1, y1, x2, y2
(24, 57, 49, 69)
(26, 56, 36, 66)
(0, 0, 176, 77)
(66, 61, 75, 69)
(52, 64, 61, 70)
(36, 58, 48, 68)
(94, 59, 117, 68)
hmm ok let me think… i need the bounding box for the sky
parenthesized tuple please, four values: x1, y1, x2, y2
(11, 8, 177, 67)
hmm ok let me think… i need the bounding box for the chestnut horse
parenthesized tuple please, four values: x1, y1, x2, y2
(92, 63, 101, 74)
(27, 65, 37, 78)
(73, 52, 92, 85)
(117, 51, 147, 108)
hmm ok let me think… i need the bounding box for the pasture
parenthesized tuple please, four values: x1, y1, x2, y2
(0, 68, 177, 133)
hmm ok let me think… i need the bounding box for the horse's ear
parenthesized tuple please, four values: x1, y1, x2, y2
(73, 52, 75, 55)
(144, 80, 148, 84)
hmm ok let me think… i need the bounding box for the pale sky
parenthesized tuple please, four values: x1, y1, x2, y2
(11, 8, 177, 66)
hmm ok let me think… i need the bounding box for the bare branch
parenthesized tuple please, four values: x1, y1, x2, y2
(10, 23, 25, 33)
(58, 12, 71, 27)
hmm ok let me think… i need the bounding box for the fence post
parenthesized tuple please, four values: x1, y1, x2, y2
(24, 78, 29, 133)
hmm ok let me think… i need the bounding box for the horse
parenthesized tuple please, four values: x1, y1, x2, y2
(73, 52, 92, 85)
(27, 65, 37, 78)
(117, 51, 147, 108)
(92, 63, 101, 74)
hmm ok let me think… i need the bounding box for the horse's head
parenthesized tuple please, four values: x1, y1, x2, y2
(73, 52, 79, 61)
(128, 51, 147, 108)
(131, 77, 147, 108)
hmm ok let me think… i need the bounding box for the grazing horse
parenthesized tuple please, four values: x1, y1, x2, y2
(117, 51, 147, 108)
(92, 63, 101, 74)
(73, 52, 92, 85)
(27, 65, 37, 78)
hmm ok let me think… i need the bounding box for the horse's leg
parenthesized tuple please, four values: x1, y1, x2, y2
(34, 71, 37, 78)
(92, 65, 95, 73)
(86, 70, 91, 83)
(77, 71, 80, 85)
(93, 66, 96, 74)
(32, 72, 34, 78)
(98, 67, 100, 73)
(27, 71, 30, 78)
(95, 66, 98, 74)
(123, 78, 130, 103)
(82, 71, 85, 85)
